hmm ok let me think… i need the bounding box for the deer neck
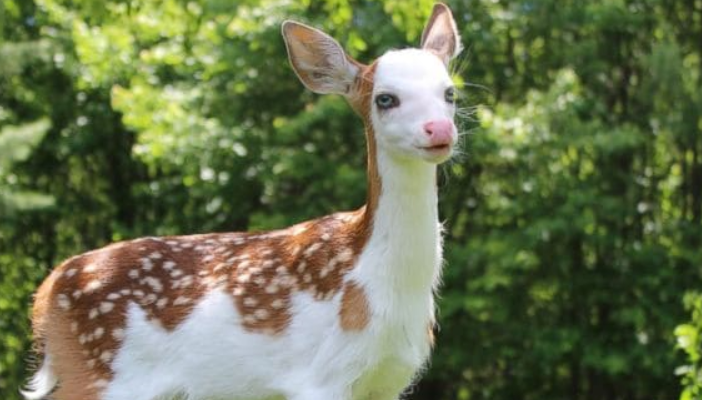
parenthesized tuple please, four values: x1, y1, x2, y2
(354, 126, 442, 302)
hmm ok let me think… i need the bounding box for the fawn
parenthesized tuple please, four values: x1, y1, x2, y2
(23, 3, 461, 400)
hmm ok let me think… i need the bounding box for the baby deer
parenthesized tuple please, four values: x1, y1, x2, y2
(23, 3, 461, 400)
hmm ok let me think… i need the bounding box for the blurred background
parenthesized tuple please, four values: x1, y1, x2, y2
(1, 0, 702, 399)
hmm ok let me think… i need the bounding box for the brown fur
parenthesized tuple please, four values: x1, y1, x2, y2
(339, 281, 371, 331)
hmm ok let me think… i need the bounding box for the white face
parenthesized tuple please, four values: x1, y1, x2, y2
(371, 49, 458, 164)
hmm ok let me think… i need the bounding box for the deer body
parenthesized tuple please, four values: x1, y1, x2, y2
(24, 4, 462, 400)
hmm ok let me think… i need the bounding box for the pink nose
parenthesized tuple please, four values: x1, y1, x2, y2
(423, 119, 455, 146)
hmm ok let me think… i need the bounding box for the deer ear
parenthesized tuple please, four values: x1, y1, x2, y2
(282, 21, 360, 95)
(420, 3, 462, 66)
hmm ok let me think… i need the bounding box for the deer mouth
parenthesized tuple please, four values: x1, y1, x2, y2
(419, 143, 452, 154)
(416, 143, 453, 162)
(423, 144, 451, 151)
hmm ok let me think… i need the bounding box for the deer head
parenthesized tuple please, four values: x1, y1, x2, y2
(282, 3, 462, 165)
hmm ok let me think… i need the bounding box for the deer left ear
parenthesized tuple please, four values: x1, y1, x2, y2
(282, 21, 361, 95)
(421, 3, 462, 66)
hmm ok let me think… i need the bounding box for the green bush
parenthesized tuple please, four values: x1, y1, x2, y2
(677, 293, 702, 400)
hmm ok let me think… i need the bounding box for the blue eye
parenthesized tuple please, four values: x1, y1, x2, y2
(375, 93, 400, 110)
(445, 87, 456, 104)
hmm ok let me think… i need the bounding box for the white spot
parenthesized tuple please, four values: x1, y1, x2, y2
(112, 328, 125, 340)
(303, 273, 312, 283)
(86, 359, 96, 369)
(178, 275, 194, 288)
(72, 289, 82, 299)
(265, 285, 279, 294)
(128, 269, 140, 279)
(163, 260, 177, 270)
(337, 248, 354, 263)
(203, 254, 215, 263)
(70, 322, 78, 332)
(89, 308, 99, 319)
(57, 294, 71, 310)
(99, 351, 113, 363)
(143, 277, 163, 292)
(296, 261, 307, 273)
(334, 213, 356, 222)
(232, 287, 245, 296)
(140, 257, 154, 271)
(321, 233, 331, 241)
(173, 296, 190, 306)
(79, 334, 87, 345)
(276, 266, 288, 274)
(64, 268, 78, 278)
(170, 269, 183, 278)
(304, 242, 323, 257)
(237, 273, 251, 283)
(149, 252, 163, 260)
(201, 276, 215, 287)
(133, 290, 145, 298)
(243, 297, 258, 307)
(156, 298, 168, 309)
(106, 293, 121, 301)
(83, 263, 98, 273)
(100, 301, 115, 314)
(278, 275, 296, 288)
(94, 327, 105, 339)
(253, 276, 266, 286)
(254, 309, 269, 319)
(271, 299, 285, 309)
(85, 279, 102, 293)
(120, 289, 131, 296)
(143, 293, 157, 304)
(291, 224, 309, 235)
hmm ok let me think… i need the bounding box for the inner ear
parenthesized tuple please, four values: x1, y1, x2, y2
(420, 3, 462, 66)
(282, 21, 361, 95)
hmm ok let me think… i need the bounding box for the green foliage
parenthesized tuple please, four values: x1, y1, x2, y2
(0, 119, 54, 216)
(1, 0, 702, 400)
(677, 293, 702, 400)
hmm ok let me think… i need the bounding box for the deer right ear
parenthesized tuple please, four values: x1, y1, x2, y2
(421, 3, 462, 66)
(282, 21, 360, 95)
